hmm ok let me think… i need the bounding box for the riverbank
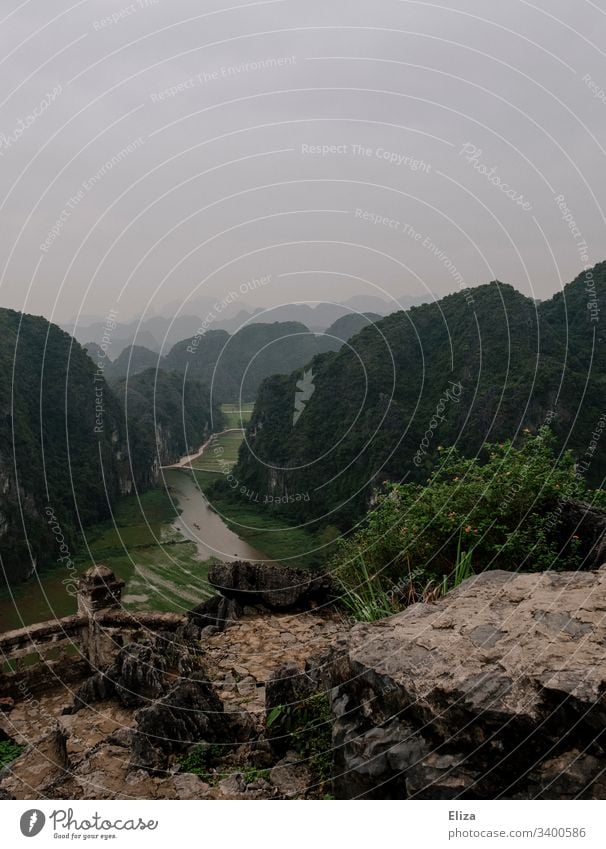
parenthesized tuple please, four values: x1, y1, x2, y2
(190, 470, 340, 570)
(0, 407, 266, 631)
(173, 407, 340, 569)
(161, 428, 247, 470)
(0, 406, 333, 631)
(163, 468, 268, 563)
(0, 487, 213, 631)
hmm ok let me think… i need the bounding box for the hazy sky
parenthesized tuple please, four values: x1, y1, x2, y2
(1, 0, 605, 326)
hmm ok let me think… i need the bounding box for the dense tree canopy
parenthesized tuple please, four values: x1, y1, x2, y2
(233, 263, 606, 530)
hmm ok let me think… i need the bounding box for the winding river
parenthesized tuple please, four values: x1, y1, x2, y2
(0, 465, 267, 632)
(164, 468, 268, 562)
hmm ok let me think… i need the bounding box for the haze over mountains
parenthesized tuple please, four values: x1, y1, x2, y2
(85, 311, 384, 399)
(66, 293, 426, 357)
(0, 298, 385, 586)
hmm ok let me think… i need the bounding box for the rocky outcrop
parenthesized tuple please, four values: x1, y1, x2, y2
(131, 671, 247, 773)
(0, 726, 69, 797)
(187, 595, 243, 633)
(68, 623, 259, 775)
(187, 560, 336, 633)
(329, 566, 606, 799)
(265, 659, 331, 755)
(72, 634, 197, 710)
(208, 561, 334, 611)
(0, 603, 346, 799)
(7, 560, 606, 800)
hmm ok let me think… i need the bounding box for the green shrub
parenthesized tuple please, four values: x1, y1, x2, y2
(0, 740, 25, 768)
(335, 552, 399, 622)
(241, 767, 271, 784)
(332, 428, 606, 620)
(267, 693, 333, 788)
(179, 743, 225, 777)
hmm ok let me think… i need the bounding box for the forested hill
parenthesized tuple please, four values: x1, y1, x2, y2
(0, 308, 144, 586)
(164, 321, 337, 402)
(115, 368, 224, 469)
(105, 317, 380, 402)
(97, 344, 159, 381)
(232, 263, 606, 529)
(0, 311, 220, 588)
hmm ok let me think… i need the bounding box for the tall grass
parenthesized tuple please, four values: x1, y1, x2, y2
(441, 532, 474, 596)
(336, 553, 397, 622)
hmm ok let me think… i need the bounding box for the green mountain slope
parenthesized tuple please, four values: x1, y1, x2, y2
(164, 321, 336, 402)
(105, 344, 160, 381)
(232, 263, 606, 530)
(0, 312, 221, 589)
(115, 368, 224, 468)
(322, 312, 381, 345)
(0, 309, 146, 586)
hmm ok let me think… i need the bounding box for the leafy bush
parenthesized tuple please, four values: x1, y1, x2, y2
(438, 531, 475, 597)
(332, 428, 606, 619)
(179, 743, 226, 777)
(0, 740, 25, 768)
(335, 552, 399, 622)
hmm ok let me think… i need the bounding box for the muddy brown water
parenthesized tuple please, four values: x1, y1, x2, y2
(164, 468, 268, 562)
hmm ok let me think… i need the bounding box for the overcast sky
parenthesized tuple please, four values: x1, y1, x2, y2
(1, 0, 605, 326)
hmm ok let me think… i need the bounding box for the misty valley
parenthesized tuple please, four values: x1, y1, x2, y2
(2, 2, 606, 817)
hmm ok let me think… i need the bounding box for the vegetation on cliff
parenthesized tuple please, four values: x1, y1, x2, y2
(115, 368, 224, 467)
(0, 311, 221, 588)
(103, 344, 160, 380)
(333, 429, 606, 620)
(233, 263, 606, 530)
(0, 739, 25, 769)
(164, 321, 338, 403)
(0, 308, 139, 586)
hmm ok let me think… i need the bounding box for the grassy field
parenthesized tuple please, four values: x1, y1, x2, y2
(0, 487, 215, 631)
(220, 403, 254, 429)
(0, 404, 329, 631)
(79, 487, 216, 612)
(192, 430, 244, 474)
(188, 404, 253, 474)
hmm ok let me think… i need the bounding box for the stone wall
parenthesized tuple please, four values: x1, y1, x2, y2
(0, 565, 185, 684)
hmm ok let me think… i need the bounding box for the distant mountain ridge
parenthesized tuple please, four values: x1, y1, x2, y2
(65, 295, 424, 357)
(87, 314, 386, 399)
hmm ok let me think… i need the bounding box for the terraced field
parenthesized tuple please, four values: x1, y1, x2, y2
(190, 429, 244, 474)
